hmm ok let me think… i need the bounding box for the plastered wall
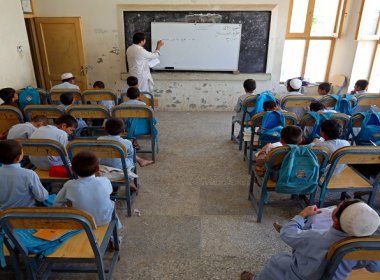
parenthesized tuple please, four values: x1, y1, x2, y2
(33, 0, 288, 111)
(0, 0, 36, 89)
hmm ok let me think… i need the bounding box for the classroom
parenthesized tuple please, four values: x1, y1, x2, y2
(0, 0, 380, 279)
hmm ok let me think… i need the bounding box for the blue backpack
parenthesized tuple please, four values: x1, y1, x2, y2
(304, 112, 333, 143)
(259, 111, 285, 146)
(250, 90, 277, 117)
(275, 145, 319, 194)
(352, 110, 380, 145)
(331, 94, 357, 115)
(19, 86, 41, 109)
(0, 229, 81, 267)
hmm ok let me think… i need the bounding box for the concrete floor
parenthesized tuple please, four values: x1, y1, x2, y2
(113, 111, 298, 279)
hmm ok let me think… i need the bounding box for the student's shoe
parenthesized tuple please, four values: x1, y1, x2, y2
(273, 222, 282, 233)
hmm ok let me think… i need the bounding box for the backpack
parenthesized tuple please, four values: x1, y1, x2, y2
(250, 90, 277, 117)
(0, 229, 81, 267)
(304, 112, 333, 143)
(331, 94, 357, 115)
(19, 86, 41, 109)
(259, 111, 285, 146)
(274, 145, 319, 194)
(352, 110, 380, 145)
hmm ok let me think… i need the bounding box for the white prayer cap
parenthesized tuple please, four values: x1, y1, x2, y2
(289, 78, 302, 90)
(340, 202, 380, 237)
(61, 73, 74, 80)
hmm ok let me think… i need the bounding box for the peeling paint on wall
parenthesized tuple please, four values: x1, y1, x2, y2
(109, 47, 119, 55)
(97, 58, 103, 63)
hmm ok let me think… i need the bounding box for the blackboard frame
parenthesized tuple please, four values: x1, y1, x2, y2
(123, 10, 271, 74)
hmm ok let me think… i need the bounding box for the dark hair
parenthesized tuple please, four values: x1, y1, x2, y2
(0, 140, 22, 164)
(0, 87, 16, 103)
(243, 79, 256, 93)
(71, 151, 99, 177)
(105, 118, 124, 135)
(60, 92, 74, 106)
(263, 100, 277, 111)
(318, 82, 331, 93)
(281, 125, 303, 144)
(31, 115, 48, 125)
(93, 81, 105, 89)
(355, 79, 369, 91)
(127, 87, 140, 100)
(335, 199, 361, 223)
(133, 32, 146, 44)
(310, 101, 326, 112)
(320, 119, 342, 139)
(55, 114, 78, 128)
(127, 76, 138, 87)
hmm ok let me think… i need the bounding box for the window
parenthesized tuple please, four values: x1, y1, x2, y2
(350, 0, 380, 93)
(280, 0, 346, 82)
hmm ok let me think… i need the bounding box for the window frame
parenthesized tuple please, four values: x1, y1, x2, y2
(283, 0, 347, 82)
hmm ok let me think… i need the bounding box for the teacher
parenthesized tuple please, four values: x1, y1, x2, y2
(126, 32, 164, 93)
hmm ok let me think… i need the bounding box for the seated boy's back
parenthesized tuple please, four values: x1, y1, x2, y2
(54, 151, 116, 227)
(7, 115, 48, 140)
(30, 115, 77, 170)
(0, 140, 48, 210)
(97, 118, 135, 170)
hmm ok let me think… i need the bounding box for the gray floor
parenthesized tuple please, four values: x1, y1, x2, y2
(113, 111, 297, 279)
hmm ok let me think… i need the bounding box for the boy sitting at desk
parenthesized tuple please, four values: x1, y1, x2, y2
(241, 199, 380, 280)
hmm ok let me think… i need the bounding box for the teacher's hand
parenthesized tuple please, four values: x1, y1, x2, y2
(156, 40, 164, 50)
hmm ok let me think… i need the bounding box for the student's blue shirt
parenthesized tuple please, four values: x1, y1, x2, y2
(256, 215, 380, 280)
(97, 135, 135, 170)
(0, 163, 48, 210)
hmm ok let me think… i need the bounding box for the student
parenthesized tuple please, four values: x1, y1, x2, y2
(241, 200, 380, 280)
(263, 100, 281, 112)
(255, 125, 303, 178)
(350, 79, 369, 94)
(122, 76, 139, 94)
(122, 87, 146, 105)
(312, 119, 350, 174)
(0, 140, 48, 210)
(233, 79, 257, 122)
(7, 115, 48, 139)
(51, 73, 80, 90)
(54, 151, 119, 228)
(285, 78, 303, 95)
(92, 80, 114, 109)
(0, 87, 19, 108)
(30, 115, 78, 170)
(97, 118, 153, 170)
(59, 92, 87, 136)
(317, 82, 331, 95)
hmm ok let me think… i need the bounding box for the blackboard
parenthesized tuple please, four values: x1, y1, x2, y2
(123, 11, 271, 73)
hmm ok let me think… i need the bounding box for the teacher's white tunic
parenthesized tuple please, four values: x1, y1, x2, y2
(126, 44, 160, 93)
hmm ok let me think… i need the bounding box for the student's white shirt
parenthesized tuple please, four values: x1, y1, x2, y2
(312, 139, 350, 174)
(54, 175, 116, 227)
(29, 125, 69, 170)
(0, 163, 48, 210)
(233, 92, 257, 122)
(126, 44, 160, 92)
(7, 122, 36, 139)
(122, 99, 146, 106)
(51, 82, 80, 90)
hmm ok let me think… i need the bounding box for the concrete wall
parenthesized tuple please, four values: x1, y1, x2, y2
(33, 0, 364, 110)
(0, 0, 36, 89)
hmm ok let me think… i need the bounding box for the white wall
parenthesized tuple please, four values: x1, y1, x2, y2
(34, 0, 289, 111)
(0, 0, 36, 89)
